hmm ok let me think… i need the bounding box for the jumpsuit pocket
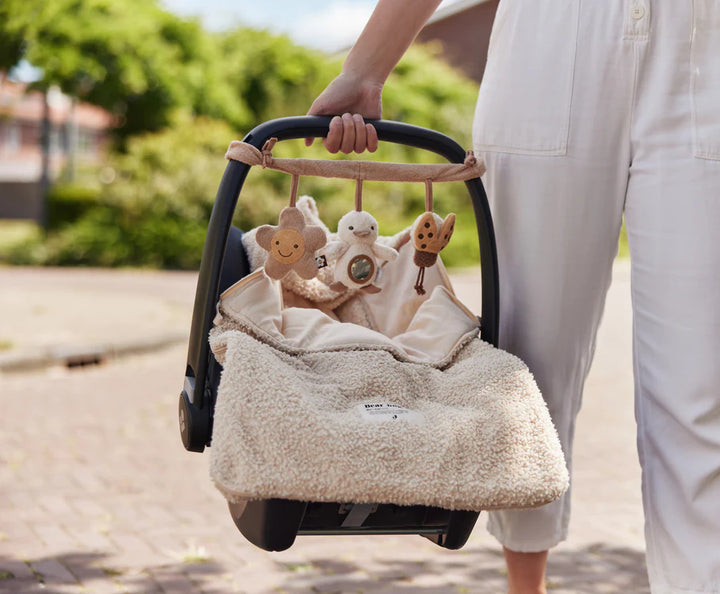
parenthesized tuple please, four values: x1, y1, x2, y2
(691, 0, 720, 160)
(472, 0, 580, 156)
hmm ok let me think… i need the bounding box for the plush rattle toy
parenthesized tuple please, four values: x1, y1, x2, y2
(411, 181, 456, 295)
(325, 179, 398, 293)
(322, 180, 398, 293)
(411, 211, 456, 295)
(325, 209, 398, 294)
(256, 203, 327, 281)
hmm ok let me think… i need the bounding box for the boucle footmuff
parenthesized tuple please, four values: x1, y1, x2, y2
(208, 195, 568, 512)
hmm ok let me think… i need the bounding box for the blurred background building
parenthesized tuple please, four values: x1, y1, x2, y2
(0, 76, 113, 220)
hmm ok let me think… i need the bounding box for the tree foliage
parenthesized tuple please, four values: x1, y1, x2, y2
(1, 1, 485, 269)
(0, 0, 249, 137)
(220, 28, 340, 124)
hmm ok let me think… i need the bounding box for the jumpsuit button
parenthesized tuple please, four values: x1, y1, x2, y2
(631, 5, 646, 19)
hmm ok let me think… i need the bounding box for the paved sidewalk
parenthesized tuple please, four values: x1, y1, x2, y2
(0, 267, 196, 371)
(0, 262, 646, 593)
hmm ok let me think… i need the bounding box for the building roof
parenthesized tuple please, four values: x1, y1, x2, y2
(428, 0, 492, 24)
(331, 0, 494, 57)
(0, 78, 115, 130)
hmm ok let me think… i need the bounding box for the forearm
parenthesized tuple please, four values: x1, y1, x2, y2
(343, 0, 443, 84)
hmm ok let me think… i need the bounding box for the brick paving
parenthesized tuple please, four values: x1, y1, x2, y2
(0, 263, 648, 593)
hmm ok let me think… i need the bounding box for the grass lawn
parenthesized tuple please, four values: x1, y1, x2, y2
(618, 218, 630, 258)
(0, 220, 41, 257)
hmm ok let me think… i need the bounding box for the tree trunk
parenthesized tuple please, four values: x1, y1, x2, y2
(65, 95, 78, 183)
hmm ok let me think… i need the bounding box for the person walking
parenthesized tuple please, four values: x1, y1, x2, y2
(306, 1, 720, 593)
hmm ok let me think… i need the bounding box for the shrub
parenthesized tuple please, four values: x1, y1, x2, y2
(47, 185, 102, 230)
(8, 34, 489, 270)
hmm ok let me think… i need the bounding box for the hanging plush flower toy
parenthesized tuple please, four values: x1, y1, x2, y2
(256, 206, 327, 280)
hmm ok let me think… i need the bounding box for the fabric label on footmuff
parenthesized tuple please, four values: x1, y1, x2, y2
(356, 402, 424, 424)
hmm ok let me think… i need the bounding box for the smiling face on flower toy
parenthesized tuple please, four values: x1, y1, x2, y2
(255, 207, 327, 280)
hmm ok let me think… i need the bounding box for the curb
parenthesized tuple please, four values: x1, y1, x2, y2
(0, 332, 188, 373)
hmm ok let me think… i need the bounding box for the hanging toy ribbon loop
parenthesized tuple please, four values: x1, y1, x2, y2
(424, 179, 433, 213)
(289, 173, 300, 208)
(354, 178, 363, 212)
(414, 267, 427, 296)
(260, 137, 278, 169)
(464, 149, 477, 167)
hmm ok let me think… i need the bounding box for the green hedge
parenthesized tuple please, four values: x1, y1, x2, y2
(2, 39, 490, 269)
(47, 185, 102, 231)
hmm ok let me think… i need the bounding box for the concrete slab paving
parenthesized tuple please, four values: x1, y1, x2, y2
(0, 267, 197, 371)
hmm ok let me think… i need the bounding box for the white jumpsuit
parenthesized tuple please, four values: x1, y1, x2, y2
(472, 1, 720, 592)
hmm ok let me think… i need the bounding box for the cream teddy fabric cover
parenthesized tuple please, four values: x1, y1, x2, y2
(208, 198, 569, 512)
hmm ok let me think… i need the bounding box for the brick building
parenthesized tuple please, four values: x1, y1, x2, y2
(0, 76, 113, 220)
(417, 0, 499, 84)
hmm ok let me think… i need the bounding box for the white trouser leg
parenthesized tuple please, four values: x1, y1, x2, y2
(480, 149, 627, 551)
(474, 1, 720, 590)
(473, 0, 634, 551)
(627, 138, 720, 594)
(625, 2, 720, 591)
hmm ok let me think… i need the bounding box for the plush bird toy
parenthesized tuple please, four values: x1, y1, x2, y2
(324, 210, 398, 293)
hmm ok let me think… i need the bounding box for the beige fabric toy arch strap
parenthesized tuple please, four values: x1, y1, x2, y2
(226, 139, 486, 182)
